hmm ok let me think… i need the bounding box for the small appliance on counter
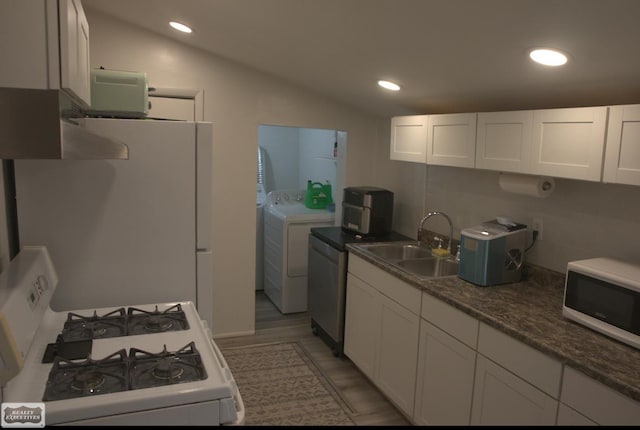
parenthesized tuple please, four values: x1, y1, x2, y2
(87, 68, 150, 118)
(458, 218, 527, 286)
(341, 186, 394, 237)
(563, 257, 640, 350)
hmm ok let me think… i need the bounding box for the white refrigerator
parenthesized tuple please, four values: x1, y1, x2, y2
(14, 118, 213, 328)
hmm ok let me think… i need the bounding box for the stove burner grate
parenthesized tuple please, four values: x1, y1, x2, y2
(42, 343, 207, 401)
(71, 369, 106, 391)
(43, 350, 129, 401)
(129, 342, 207, 390)
(127, 304, 190, 335)
(58, 305, 190, 342)
(61, 308, 127, 342)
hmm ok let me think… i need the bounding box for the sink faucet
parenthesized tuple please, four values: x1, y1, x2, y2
(417, 211, 454, 254)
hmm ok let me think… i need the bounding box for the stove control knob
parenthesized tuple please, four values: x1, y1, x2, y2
(35, 275, 49, 294)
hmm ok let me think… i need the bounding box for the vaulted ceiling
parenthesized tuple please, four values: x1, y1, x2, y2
(84, 0, 640, 117)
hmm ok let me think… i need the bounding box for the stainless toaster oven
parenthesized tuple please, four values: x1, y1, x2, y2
(341, 186, 393, 237)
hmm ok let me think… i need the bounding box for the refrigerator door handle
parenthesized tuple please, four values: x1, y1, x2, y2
(196, 250, 213, 330)
(196, 123, 212, 251)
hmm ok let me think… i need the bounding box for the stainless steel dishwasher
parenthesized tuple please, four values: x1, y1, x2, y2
(308, 233, 347, 356)
(308, 227, 411, 357)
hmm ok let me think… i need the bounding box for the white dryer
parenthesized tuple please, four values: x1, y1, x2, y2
(263, 189, 335, 314)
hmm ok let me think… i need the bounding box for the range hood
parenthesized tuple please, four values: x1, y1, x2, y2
(0, 88, 129, 160)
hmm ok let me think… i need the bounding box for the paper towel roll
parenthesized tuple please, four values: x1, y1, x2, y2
(498, 173, 555, 198)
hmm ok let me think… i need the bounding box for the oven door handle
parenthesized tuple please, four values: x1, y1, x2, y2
(206, 325, 246, 425)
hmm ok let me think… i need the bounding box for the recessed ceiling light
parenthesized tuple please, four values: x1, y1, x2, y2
(529, 48, 568, 66)
(378, 80, 400, 91)
(170, 21, 192, 33)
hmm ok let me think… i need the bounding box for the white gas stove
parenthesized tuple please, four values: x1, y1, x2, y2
(0, 246, 244, 426)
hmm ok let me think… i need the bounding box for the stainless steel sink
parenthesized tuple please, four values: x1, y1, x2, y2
(357, 241, 459, 279)
(363, 243, 432, 260)
(396, 257, 459, 278)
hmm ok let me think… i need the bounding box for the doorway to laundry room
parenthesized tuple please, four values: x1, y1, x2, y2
(255, 125, 346, 315)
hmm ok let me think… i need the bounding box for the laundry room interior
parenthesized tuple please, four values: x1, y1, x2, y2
(255, 125, 346, 313)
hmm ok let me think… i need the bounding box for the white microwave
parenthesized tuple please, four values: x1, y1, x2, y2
(563, 257, 640, 350)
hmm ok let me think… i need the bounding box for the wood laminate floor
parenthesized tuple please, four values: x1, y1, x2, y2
(215, 291, 412, 426)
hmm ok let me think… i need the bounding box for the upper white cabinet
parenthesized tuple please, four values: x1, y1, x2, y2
(390, 115, 428, 162)
(476, 107, 607, 181)
(529, 106, 607, 181)
(603, 104, 640, 186)
(59, 0, 91, 106)
(392, 105, 617, 183)
(0, 0, 91, 107)
(426, 113, 477, 168)
(476, 110, 533, 172)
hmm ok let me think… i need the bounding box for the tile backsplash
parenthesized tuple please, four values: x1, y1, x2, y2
(424, 165, 640, 273)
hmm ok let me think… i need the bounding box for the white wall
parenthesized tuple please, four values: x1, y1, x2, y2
(369, 121, 427, 240)
(365, 115, 640, 275)
(298, 128, 336, 197)
(421, 166, 640, 273)
(258, 126, 336, 197)
(2, 1, 631, 340)
(85, 8, 381, 336)
(258, 125, 299, 193)
(368, 108, 640, 276)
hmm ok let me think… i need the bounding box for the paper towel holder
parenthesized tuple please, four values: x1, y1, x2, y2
(497, 172, 555, 198)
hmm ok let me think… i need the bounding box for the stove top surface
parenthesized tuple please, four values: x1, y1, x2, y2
(60, 304, 190, 342)
(0, 247, 243, 425)
(4, 301, 236, 425)
(43, 341, 207, 402)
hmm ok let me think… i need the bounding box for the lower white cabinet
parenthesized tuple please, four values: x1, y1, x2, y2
(413, 320, 476, 425)
(345, 255, 640, 425)
(343, 273, 379, 379)
(472, 323, 561, 425)
(557, 404, 597, 426)
(471, 355, 558, 425)
(375, 293, 420, 415)
(344, 256, 421, 417)
(561, 366, 640, 425)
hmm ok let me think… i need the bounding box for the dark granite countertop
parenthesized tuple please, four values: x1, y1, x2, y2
(346, 242, 640, 403)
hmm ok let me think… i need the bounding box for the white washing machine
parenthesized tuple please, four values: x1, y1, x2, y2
(263, 189, 335, 314)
